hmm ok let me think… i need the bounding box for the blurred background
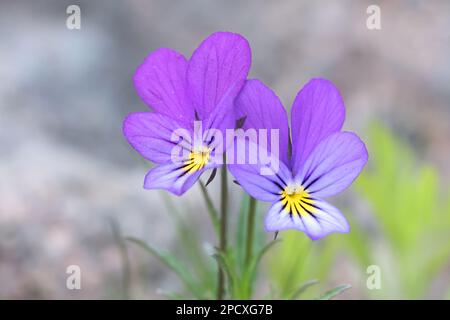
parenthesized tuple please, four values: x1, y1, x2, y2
(0, 0, 449, 299)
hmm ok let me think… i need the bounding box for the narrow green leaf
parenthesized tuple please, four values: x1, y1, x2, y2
(213, 251, 239, 298)
(126, 237, 203, 299)
(160, 192, 216, 297)
(290, 279, 319, 300)
(244, 240, 281, 287)
(253, 240, 280, 270)
(316, 284, 351, 300)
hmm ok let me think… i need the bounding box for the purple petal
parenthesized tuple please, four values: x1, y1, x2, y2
(144, 162, 215, 196)
(123, 112, 192, 164)
(291, 79, 345, 174)
(296, 132, 368, 198)
(133, 48, 193, 123)
(228, 139, 292, 202)
(203, 79, 244, 139)
(235, 79, 290, 166)
(187, 32, 251, 120)
(264, 197, 350, 240)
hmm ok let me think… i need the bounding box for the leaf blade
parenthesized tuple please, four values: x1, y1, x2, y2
(317, 284, 351, 300)
(126, 237, 203, 298)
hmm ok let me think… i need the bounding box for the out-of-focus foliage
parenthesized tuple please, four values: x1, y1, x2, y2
(265, 225, 364, 299)
(266, 123, 450, 299)
(355, 124, 450, 299)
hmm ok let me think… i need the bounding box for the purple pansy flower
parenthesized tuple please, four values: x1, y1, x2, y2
(229, 79, 368, 240)
(123, 32, 251, 195)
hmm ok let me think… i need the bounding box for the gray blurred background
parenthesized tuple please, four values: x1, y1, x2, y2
(0, 0, 449, 299)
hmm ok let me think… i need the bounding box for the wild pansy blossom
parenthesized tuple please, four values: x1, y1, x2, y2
(123, 32, 251, 195)
(229, 79, 368, 240)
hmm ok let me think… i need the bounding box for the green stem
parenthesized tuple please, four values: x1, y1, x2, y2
(199, 181, 220, 235)
(217, 161, 228, 300)
(245, 197, 257, 265)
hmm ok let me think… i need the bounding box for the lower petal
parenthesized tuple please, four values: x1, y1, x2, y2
(264, 197, 350, 240)
(144, 162, 211, 196)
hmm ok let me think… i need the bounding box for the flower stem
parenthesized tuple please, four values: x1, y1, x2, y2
(245, 197, 257, 265)
(217, 161, 228, 300)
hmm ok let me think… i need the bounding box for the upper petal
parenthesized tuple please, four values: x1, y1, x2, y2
(202, 79, 244, 141)
(133, 48, 193, 123)
(123, 112, 192, 164)
(235, 79, 290, 166)
(295, 131, 368, 198)
(187, 32, 251, 120)
(291, 78, 345, 174)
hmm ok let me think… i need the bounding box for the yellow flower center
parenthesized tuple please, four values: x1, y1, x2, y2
(183, 146, 211, 173)
(280, 185, 316, 216)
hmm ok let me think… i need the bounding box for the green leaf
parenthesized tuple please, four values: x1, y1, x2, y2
(316, 284, 351, 300)
(213, 250, 240, 298)
(126, 237, 204, 299)
(251, 240, 281, 273)
(266, 231, 314, 298)
(159, 192, 216, 298)
(354, 123, 450, 298)
(244, 240, 281, 289)
(290, 279, 319, 300)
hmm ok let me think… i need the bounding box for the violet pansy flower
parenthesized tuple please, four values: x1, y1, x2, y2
(229, 79, 368, 240)
(123, 32, 251, 195)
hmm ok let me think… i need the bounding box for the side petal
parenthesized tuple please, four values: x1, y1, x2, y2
(264, 198, 350, 240)
(187, 32, 251, 120)
(296, 131, 368, 199)
(144, 162, 214, 196)
(235, 79, 290, 166)
(291, 78, 345, 174)
(123, 112, 192, 164)
(228, 138, 292, 202)
(134, 48, 193, 123)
